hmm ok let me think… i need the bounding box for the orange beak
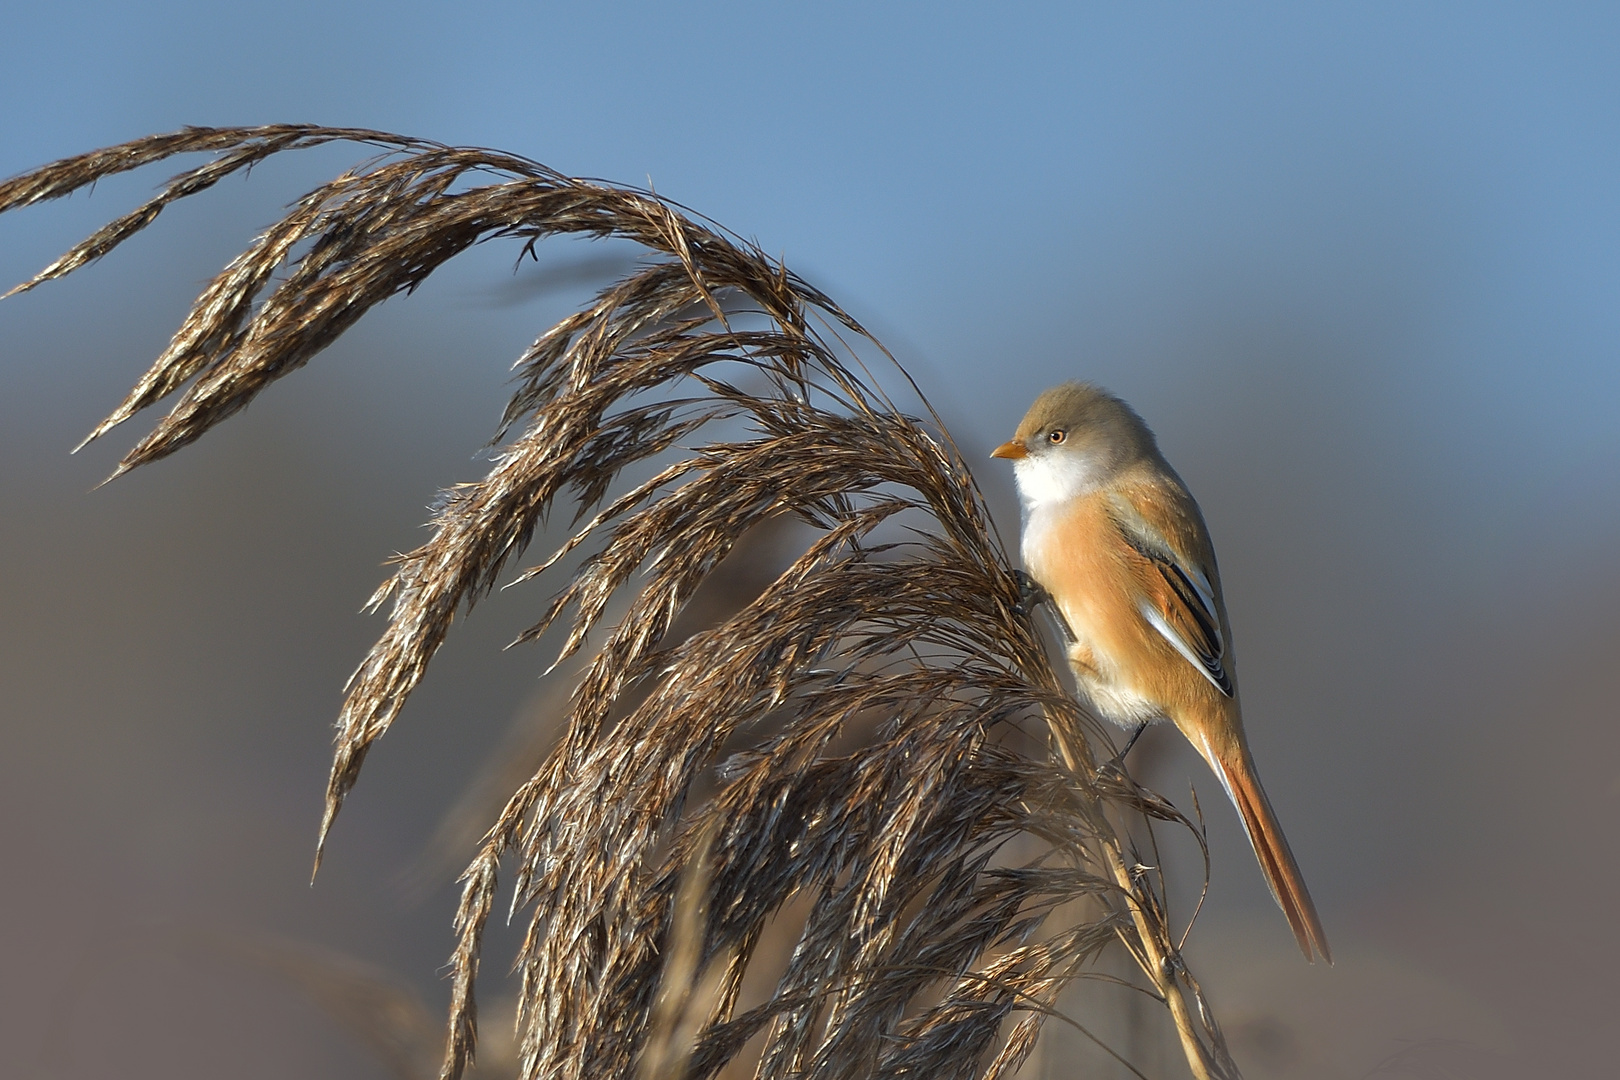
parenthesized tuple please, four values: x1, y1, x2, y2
(990, 439, 1027, 460)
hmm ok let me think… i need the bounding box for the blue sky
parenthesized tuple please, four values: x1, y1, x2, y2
(7, 3, 1618, 558)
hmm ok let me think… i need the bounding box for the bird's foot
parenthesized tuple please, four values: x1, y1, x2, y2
(1013, 570, 1083, 647)
(1098, 721, 1149, 781)
(1012, 570, 1047, 617)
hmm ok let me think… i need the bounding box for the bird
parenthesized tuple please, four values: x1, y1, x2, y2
(992, 381, 1330, 963)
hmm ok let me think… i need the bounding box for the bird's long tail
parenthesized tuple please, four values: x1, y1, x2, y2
(1203, 741, 1332, 964)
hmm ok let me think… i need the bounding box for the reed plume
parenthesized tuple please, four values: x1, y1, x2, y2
(2, 126, 1243, 1079)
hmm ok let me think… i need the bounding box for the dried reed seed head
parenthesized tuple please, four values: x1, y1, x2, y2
(2, 127, 1242, 1080)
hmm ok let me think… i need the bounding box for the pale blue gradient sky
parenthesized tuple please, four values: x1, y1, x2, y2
(3, 5, 1618, 1078)
(7, 3, 1618, 549)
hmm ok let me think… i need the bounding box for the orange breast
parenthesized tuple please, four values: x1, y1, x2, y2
(1024, 492, 1224, 727)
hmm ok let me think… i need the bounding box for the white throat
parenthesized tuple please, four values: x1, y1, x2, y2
(1010, 448, 1106, 513)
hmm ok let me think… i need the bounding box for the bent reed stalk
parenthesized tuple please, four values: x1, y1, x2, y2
(1, 126, 1242, 1080)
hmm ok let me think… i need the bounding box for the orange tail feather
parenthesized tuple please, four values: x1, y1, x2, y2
(1208, 747, 1331, 964)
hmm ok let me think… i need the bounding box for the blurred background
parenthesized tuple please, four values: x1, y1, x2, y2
(3, 3, 1618, 1077)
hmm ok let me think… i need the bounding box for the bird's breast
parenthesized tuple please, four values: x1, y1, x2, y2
(1022, 494, 1165, 725)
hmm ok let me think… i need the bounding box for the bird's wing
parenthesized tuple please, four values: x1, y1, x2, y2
(1106, 490, 1233, 697)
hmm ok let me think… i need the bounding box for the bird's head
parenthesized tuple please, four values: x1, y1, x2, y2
(991, 381, 1158, 509)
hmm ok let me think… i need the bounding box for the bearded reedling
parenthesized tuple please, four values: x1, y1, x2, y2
(994, 382, 1330, 962)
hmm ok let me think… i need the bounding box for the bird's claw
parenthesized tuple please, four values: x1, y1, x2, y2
(1012, 570, 1045, 617)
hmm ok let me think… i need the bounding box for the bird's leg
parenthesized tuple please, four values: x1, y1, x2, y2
(1117, 721, 1148, 761)
(1098, 720, 1150, 781)
(1014, 570, 1081, 646)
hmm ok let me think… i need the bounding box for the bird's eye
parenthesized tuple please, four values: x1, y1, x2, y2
(1048, 429, 1066, 444)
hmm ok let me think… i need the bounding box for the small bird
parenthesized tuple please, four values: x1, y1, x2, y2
(993, 382, 1330, 963)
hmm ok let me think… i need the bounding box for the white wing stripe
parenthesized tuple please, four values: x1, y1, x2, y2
(1108, 492, 1221, 622)
(1138, 598, 1228, 695)
(1183, 563, 1218, 624)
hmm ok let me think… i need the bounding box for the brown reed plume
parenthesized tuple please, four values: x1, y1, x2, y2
(2, 126, 1243, 1080)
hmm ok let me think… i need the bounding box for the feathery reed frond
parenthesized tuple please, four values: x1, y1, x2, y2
(4, 127, 1242, 1079)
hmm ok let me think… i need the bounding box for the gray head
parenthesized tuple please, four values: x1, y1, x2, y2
(991, 382, 1160, 509)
